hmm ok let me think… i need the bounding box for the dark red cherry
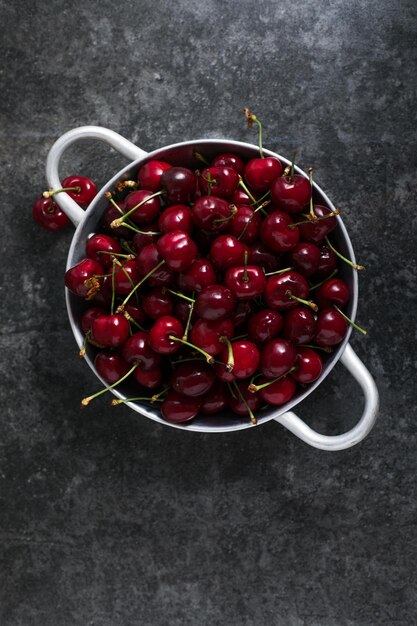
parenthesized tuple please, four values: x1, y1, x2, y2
(122, 331, 161, 370)
(113, 260, 141, 296)
(148, 315, 183, 354)
(229, 381, 260, 417)
(258, 375, 297, 406)
(158, 205, 193, 234)
(315, 307, 347, 346)
(298, 205, 337, 243)
(61, 175, 97, 207)
(65, 258, 104, 298)
(91, 275, 113, 307)
(194, 285, 235, 321)
(291, 347, 323, 384)
(244, 157, 283, 193)
(94, 351, 130, 384)
(231, 189, 253, 205)
(161, 390, 201, 423)
(86, 233, 122, 268)
(211, 153, 245, 175)
(32, 197, 70, 232)
(260, 338, 297, 378)
(131, 224, 160, 253)
(248, 243, 281, 273)
(224, 265, 266, 300)
(230, 301, 255, 328)
(228, 205, 261, 244)
(136, 244, 175, 286)
(137, 160, 172, 191)
(315, 245, 338, 277)
(160, 167, 197, 204)
(101, 201, 132, 239)
(271, 174, 310, 213)
(125, 303, 148, 325)
(217, 340, 260, 380)
(259, 211, 299, 253)
(198, 166, 239, 199)
(190, 318, 234, 356)
(157, 230, 197, 272)
(177, 258, 217, 293)
(316, 278, 350, 308)
(283, 307, 316, 344)
(124, 189, 161, 224)
(142, 287, 174, 320)
(209, 235, 248, 271)
(289, 242, 320, 277)
(247, 309, 283, 343)
(200, 381, 229, 414)
(80, 306, 105, 334)
(134, 364, 163, 389)
(171, 361, 215, 397)
(174, 300, 197, 327)
(263, 271, 309, 310)
(192, 196, 234, 232)
(91, 314, 130, 348)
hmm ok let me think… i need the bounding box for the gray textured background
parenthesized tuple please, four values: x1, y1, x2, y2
(1, 1, 416, 624)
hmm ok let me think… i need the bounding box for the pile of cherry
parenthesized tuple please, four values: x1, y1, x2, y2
(37, 116, 365, 425)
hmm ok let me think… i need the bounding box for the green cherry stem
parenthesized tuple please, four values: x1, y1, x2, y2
(81, 363, 138, 407)
(112, 387, 169, 406)
(290, 149, 297, 182)
(308, 268, 339, 291)
(212, 204, 238, 225)
(334, 305, 367, 335)
(285, 289, 318, 312)
(110, 258, 117, 315)
(117, 260, 166, 311)
(243, 107, 264, 159)
(302, 344, 333, 353)
(43, 186, 81, 198)
(238, 175, 257, 204)
(110, 190, 164, 228)
(165, 288, 195, 303)
(324, 236, 366, 271)
(248, 366, 297, 393)
(265, 266, 294, 277)
(219, 336, 234, 372)
(288, 208, 340, 229)
(232, 380, 257, 425)
(182, 292, 195, 341)
(168, 335, 215, 364)
(308, 168, 316, 220)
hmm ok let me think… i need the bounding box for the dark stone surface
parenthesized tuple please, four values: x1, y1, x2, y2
(1, 0, 416, 624)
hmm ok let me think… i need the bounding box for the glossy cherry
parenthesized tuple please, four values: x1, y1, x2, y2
(124, 189, 162, 224)
(160, 166, 197, 204)
(244, 157, 283, 193)
(228, 381, 260, 418)
(171, 361, 215, 397)
(259, 211, 299, 252)
(247, 309, 283, 343)
(289, 242, 320, 277)
(157, 230, 197, 272)
(315, 307, 348, 346)
(230, 301, 255, 328)
(194, 285, 235, 321)
(122, 331, 161, 370)
(80, 306, 105, 334)
(257, 375, 297, 406)
(316, 244, 338, 277)
(60, 175, 97, 207)
(148, 315, 183, 354)
(134, 364, 163, 389)
(177, 258, 217, 293)
(260, 338, 297, 378)
(271, 174, 310, 213)
(65, 258, 104, 299)
(86, 233, 122, 268)
(190, 318, 234, 356)
(131, 224, 160, 253)
(283, 307, 316, 344)
(315, 278, 350, 308)
(211, 153, 245, 175)
(298, 205, 338, 243)
(291, 347, 323, 384)
(113, 260, 141, 296)
(228, 205, 261, 244)
(137, 160, 172, 191)
(158, 205, 193, 233)
(101, 201, 132, 239)
(90, 313, 130, 348)
(209, 235, 248, 271)
(142, 287, 174, 320)
(248, 243, 281, 273)
(200, 381, 229, 414)
(224, 264, 266, 300)
(94, 351, 130, 384)
(198, 166, 239, 199)
(192, 196, 234, 232)
(263, 271, 310, 310)
(32, 197, 70, 232)
(217, 340, 260, 380)
(136, 244, 174, 286)
(160, 390, 201, 423)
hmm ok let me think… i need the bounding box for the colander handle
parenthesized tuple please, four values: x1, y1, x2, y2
(45, 126, 147, 227)
(274, 343, 379, 451)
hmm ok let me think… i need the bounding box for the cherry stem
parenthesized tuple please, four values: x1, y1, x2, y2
(212, 204, 238, 225)
(308, 168, 316, 220)
(219, 336, 234, 372)
(112, 387, 169, 406)
(97, 251, 135, 260)
(290, 149, 297, 183)
(238, 175, 257, 204)
(324, 236, 365, 271)
(182, 292, 195, 341)
(118, 260, 166, 310)
(288, 208, 340, 229)
(123, 310, 146, 332)
(303, 344, 333, 353)
(197, 170, 216, 195)
(248, 366, 297, 393)
(111, 258, 117, 315)
(232, 380, 257, 425)
(168, 335, 215, 364)
(79, 330, 90, 358)
(285, 289, 318, 312)
(309, 268, 339, 291)
(43, 186, 81, 198)
(109, 190, 164, 228)
(265, 266, 293, 277)
(193, 151, 210, 166)
(253, 189, 271, 206)
(165, 288, 195, 303)
(106, 195, 160, 235)
(243, 250, 249, 283)
(81, 363, 138, 407)
(243, 107, 264, 159)
(116, 180, 138, 192)
(334, 305, 367, 335)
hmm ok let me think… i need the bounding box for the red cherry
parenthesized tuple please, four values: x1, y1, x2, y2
(124, 189, 161, 224)
(101, 201, 132, 239)
(134, 364, 163, 389)
(113, 260, 141, 296)
(231, 188, 254, 205)
(94, 351, 130, 384)
(291, 347, 323, 384)
(160, 390, 201, 423)
(230, 300, 255, 328)
(315, 307, 347, 346)
(142, 287, 174, 320)
(259, 211, 299, 253)
(86, 233, 122, 268)
(190, 318, 234, 356)
(174, 300, 197, 327)
(260, 339, 297, 378)
(65, 258, 104, 298)
(158, 205, 193, 233)
(122, 331, 161, 369)
(198, 166, 239, 199)
(247, 309, 283, 343)
(125, 303, 148, 325)
(289, 242, 320, 277)
(200, 381, 229, 414)
(315, 244, 338, 277)
(137, 244, 175, 286)
(224, 265, 266, 300)
(209, 235, 248, 271)
(211, 153, 245, 175)
(258, 375, 297, 406)
(248, 242, 281, 273)
(157, 230, 197, 272)
(263, 271, 309, 310)
(298, 205, 337, 243)
(217, 340, 260, 379)
(131, 224, 160, 253)
(137, 160, 172, 191)
(228, 380, 260, 417)
(192, 196, 234, 232)
(194, 285, 235, 321)
(80, 306, 105, 334)
(177, 258, 217, 293)
(32, 197, 70, 232)
(61, 175, 97, 207)
(160, 167, 197, 204)
(283, 307, 316, 345)
(171, 361, 215, 397)
(271, 174, 310, 213)
(90, 314, 130, 348)
(148, 316, 183, 354)
(315, 278, 350, 308)
(228, 205, 261, 244)
(244, 157, 283, 193)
